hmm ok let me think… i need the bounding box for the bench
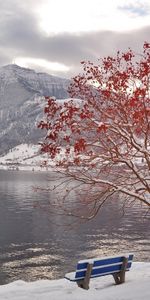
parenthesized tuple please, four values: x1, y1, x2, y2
(65, 253, 134, 290)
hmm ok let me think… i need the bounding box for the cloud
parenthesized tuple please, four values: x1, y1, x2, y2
(118, 1, 150, 17)
(0, 0, 150, 77)
(36, 0, 150, 33)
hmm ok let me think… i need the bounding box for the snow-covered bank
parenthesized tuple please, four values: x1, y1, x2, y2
(0, 143, 70, 172)
(0, 144, 53, 172)
(0, 262, 149, 300)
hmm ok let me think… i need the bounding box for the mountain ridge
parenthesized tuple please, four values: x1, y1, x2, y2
(0, 64, 70, 155)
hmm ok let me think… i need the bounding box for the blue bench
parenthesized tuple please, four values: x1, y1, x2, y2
(65, 253, 134, 290)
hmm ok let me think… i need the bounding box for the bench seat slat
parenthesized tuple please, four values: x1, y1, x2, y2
(65, 272, 77, 281)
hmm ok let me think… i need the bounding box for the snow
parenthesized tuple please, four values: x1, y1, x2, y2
(0, 143, 53, 171)
(0, 64, 69, 88)
(0, 143, 75, 171)
(0, 262, 149, 300)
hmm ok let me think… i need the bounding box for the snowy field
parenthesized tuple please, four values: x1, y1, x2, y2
(0, 262, 149, 300)
(0, 143, 74, 171)
(0, 144, 52, 171)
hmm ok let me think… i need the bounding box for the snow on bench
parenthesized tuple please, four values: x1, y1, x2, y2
(65, 253, 134, 290)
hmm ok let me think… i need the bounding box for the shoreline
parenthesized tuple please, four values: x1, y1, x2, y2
(0, 164, 52, 172)
(0, 262, 149, 300)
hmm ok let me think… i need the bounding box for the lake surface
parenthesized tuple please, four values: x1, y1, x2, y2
(0, 170, 149, 285)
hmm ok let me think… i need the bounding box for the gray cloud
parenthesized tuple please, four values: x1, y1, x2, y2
(0, 0, 150, 78)
(118, 2, 150, 16)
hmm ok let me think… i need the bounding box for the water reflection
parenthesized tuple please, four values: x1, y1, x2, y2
(0, 170, 149, 285)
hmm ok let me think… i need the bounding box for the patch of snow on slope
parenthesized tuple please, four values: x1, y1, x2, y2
(0, 144, 54, 171)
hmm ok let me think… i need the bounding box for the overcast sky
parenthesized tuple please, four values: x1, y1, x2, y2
(0, 0, 150, 78)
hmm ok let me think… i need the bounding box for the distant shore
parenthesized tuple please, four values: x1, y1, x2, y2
(0, 163, 51, 172)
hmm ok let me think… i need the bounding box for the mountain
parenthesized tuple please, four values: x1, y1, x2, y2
(0, 64, 70, 155)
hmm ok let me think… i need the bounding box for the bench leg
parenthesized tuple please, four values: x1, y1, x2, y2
(113, 257, 128, 284)
(77, 263, 93, 290)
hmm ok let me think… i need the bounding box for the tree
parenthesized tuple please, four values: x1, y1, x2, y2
(38, 42, 150, 220)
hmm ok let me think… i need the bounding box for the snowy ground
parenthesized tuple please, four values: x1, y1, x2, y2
(0, 263, 149, 300)
(0, 143, 74, 171)
(0, 144, 53, 171)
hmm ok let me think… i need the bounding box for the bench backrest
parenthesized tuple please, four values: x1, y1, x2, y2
(75, 253, 133, 280)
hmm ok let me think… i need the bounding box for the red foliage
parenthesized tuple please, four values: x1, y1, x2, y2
(38, 42, 150, 162)
(38, 42, 150, 208)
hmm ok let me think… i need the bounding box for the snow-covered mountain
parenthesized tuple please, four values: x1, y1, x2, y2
(0, 64, 70, 155)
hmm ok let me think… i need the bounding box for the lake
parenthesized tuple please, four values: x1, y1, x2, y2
(0, 170, 149, 285)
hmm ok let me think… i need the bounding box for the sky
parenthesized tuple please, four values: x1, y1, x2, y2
(0, 0, 150, 78)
